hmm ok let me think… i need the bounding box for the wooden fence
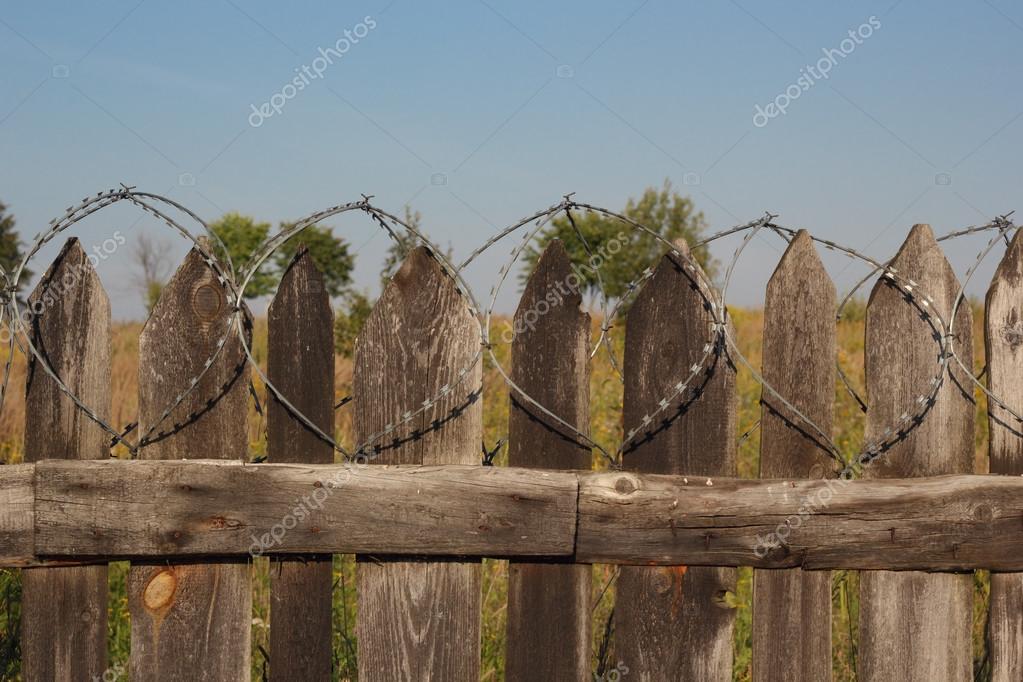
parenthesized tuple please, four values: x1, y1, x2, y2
(2, 223, 1023, 681)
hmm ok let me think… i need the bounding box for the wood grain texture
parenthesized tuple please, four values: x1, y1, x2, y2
(34, 461, 577, 557)
(0, 464, 32, 566)
(752, 231, 834, 682)
(354, 246, 483, 681)
(575, 472, 1023, 569)
(985, 227, 1023, 682)
(5, 463, 1023, 568)
(128, 243, 252, 682)
(267, 250, 334, 681)
(21, 239, 110, 682)
(618, 246, 737, 681)
(505, 240, 592, 682)
(858, 224, 974, 682)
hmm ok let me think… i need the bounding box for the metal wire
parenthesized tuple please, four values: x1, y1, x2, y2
(2, 186, 1016, 475)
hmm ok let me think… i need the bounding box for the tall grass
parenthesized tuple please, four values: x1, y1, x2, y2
(0, 303, 993, 680)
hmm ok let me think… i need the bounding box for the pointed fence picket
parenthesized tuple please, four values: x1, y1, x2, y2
(858, 225, 975, 682)
(616, 242, 737, 681)
(128, 241, 252, 681)
(267, 249, 334, 680)
(752, 230, 835, 681)
(504, 240, 592, 682)
(353, 246, 483, 681)
(985, 228, 1023, 682)
(21, 240, 110, 681)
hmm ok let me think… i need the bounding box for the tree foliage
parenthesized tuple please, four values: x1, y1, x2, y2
(520, 180, 712, 300)
(208, 213, 274, 298)
(208, 213, 353, 299)
(0, 201, 30, 288)
(275, 223, 354, 299)
(333, 289, 373, 358)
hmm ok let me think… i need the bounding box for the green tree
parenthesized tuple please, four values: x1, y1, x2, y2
(0, 201, 30, 288)
(209, 213, 354, 300)
(274, 224, 354, 298)
(520, 180, 711, 300)
(208, 213, 274, 298)
(333, 289, 373, 358)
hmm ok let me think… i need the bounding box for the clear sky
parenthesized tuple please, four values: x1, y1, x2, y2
(2, 0, 1021, 319)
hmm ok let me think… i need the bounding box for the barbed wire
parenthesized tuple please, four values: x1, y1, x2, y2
(0, 186, 1017, 476)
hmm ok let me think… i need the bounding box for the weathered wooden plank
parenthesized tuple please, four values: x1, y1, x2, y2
(128, 242, 252, 681)
(505, 240, 592, 682)
(859, 224, 974, 681)
(0, 464, 34, 567)
(575, 471, 1023, 569)
(267, 249, 334, 681)
(20, 239, 110, 682)
(752, 230, 834, 681)
(354, 246, 483, 681)
(618, 244, 737, 681)
(985, 226, 1023, 682)
(10, 462, 1023, 568)
(34, 461, 577, 557)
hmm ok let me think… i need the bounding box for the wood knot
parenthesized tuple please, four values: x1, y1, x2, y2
(208, 516, 240, 530)
(973, 504, 993, 522)
(192, 283, 223, 321)
(614, 477, 637, 495)
(143, 570, 177, 611)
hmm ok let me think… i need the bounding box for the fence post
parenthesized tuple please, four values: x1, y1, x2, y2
(268, 249, 334, 680)
(128, 242, 252, 681)
(858, 224, 974, 681)
(752, 230, 834, 681)
(985, 227, 1023, 681)
(505, 240, 591, 681)
(21, 239, 110, 681)
(354, 246, 483, 681)
(617, 243, 737, 681)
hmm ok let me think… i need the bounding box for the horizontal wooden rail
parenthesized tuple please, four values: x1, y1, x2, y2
(3, 460, 1023, 570)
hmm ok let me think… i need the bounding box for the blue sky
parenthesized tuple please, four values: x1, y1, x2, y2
(1, 0, 1021, 319)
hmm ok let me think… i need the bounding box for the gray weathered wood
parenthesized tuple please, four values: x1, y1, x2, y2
(0, 462, 1019, 568)
(618, 244, 737, 681)
(752, 231, 834, 682)
(267, 249, 334, 681)
(354, 246, 483, 681)
(21, 239, 110, 682)
(0, 464, 33, 566)
(985, 227, 1023, 681)
(505, 240, 592, 682)
(575, 471, 1023, 569)
(128, 243, 251, 681)
(858, 224, 974, 681)
(34, 461, 577, 557)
